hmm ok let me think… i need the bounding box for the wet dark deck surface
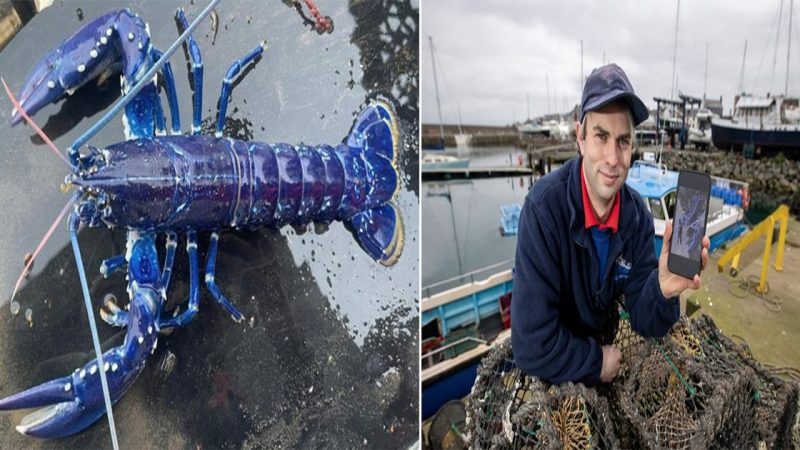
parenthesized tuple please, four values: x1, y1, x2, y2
(0, 0, 419, 448)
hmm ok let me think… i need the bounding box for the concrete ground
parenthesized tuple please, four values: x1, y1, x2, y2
(681, 212, 800, 373)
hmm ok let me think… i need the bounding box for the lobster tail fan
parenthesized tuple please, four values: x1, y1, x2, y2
(346, 99, 399, 164)
(350, 202, 404, 266)
(345, 100, 403, 265)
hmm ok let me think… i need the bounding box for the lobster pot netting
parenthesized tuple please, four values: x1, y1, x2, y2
(466, 314, 799, 449)
(690, 314, 799, 448)
(465, 340, 619, 449)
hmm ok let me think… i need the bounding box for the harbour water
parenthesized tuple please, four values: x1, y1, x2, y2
(421, 146, 557, 296)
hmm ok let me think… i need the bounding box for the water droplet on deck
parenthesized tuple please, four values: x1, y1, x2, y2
(10, 301, 20, 315)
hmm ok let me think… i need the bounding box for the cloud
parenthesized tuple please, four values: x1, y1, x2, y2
(422, 0, 798, 126)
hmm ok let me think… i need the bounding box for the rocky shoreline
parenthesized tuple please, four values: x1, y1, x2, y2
(658, 150, 800, 214)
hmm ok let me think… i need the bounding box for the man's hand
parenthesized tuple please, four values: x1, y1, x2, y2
(600, 345, 621, 383)
(658, 220, 710, 299)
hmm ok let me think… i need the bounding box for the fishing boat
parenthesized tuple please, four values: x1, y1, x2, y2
(688, 107, 713, 150)
(711, 0, 800, 154)
(711, 95, 800, 152)
(491, 158, 750, 257)
(625, 159, 749, 255)
(517, 121, 549, 137)
(421, 267, 513, 421)
(421, 152, 470, 170)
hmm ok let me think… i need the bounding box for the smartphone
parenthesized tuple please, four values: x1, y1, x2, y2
(668, 171, 711, 279)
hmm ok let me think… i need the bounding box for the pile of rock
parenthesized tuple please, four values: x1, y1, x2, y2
(660, 151, 800, 213)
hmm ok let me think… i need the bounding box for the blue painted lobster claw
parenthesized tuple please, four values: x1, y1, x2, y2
(0, 233, 162, 438)
(11, 9, 150, 125)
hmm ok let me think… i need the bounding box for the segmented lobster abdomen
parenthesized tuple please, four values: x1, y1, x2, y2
(86, 134, 396, 232)
(230, 139, 394, 228)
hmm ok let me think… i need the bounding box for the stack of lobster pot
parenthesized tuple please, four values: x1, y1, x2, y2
(689, 315, 800, 448)
(465, 340, 619, 449)
(465, 314, 800, 449)
(615, 316, 762, 448)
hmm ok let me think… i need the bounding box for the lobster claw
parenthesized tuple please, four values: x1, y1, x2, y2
(0, 232, 162, 438)
(0, 374, 93, 438)
(10, 47, 67, 126)
(0, 360, 120, 438)
(0, 317, 154, 438)
(11, 9, 150, 125)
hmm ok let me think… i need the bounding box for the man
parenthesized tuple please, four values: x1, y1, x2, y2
(510, 64, 710, 385)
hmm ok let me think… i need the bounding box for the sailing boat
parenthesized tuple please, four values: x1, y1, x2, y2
(711, 0, 800, 153)
(423, 35, 447, 150)
(422, 36, 470, 168)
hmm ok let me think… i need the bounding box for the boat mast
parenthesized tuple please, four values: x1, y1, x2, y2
(771, 0, 785, 94)
(457, 102, 464, 135)
(429, 36, 445, 145)
(580, 40, 584, 95)
(738, 40, 748, 95)
(703, 42, 708, 99)
(546, 73, 551, 115)
(670, 0, 680, 100)
(526, 93, 531, 122)
(786, 0, 794, 97)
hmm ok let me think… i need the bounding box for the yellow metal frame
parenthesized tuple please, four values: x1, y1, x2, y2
(717, 205, 789, 294)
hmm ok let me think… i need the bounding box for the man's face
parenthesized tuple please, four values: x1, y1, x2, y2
(576, 103, 632, 206)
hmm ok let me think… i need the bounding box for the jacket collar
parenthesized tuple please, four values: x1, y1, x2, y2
(567, 156, 641, 248)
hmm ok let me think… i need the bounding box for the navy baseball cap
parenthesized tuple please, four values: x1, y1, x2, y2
(580, 63, 649, 126)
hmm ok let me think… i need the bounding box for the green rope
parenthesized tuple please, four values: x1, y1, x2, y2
(653, 338, 697, 398)
(450, 422, 466, 441)
(704, 335, 723, 352)
(522, 426, 538, 437)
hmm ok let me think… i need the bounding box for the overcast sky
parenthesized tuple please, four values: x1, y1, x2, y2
(421, 0, 800, 126)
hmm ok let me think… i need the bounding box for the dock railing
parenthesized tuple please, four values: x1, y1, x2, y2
(717, 204, 788, 294)
(422, 258, 514, 299)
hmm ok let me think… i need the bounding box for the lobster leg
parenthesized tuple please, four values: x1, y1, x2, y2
(100, 295, 128, 328)
(100, 232, 178, 328)
(204, 232, 244, 322)
(176, 9, 203, 134)
(100, 254, 126, 278)
(161, 232, 178, 287)
(150, 48, 182, 135)
(101, 234, 178, 285)
(215, 42, 267, 137)
(159, 232, 200, 329)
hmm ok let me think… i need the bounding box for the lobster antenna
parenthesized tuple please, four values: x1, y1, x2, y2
(69, 0, 222, 155)
(9, 191, 79, 308)
(1, 78, 70, 168)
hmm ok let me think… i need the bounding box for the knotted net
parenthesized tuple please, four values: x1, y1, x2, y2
(465, 314, 800, 449)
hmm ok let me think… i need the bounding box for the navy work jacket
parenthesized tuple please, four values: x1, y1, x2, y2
(510, 157, 679, 384)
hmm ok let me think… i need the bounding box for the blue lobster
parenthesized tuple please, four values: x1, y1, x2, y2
(0, 5, 403, 440)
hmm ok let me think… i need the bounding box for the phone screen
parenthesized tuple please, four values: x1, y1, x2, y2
(670, 185, 708, 263)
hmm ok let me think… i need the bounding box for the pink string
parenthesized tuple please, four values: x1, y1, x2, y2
(11, 192, 78, 303)
(2, 77, 70, 167)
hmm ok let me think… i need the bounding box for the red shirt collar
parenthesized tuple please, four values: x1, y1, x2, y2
(580, 163, 620, 233)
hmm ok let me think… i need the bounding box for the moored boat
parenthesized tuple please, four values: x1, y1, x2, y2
(711, 95, 800, 153)
(625, 159, 749, 255)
